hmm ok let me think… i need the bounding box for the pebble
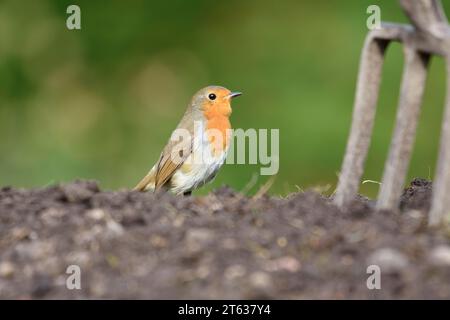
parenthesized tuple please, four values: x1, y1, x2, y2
(87, 208, 106, 220)
(266, 256, 301, 273)
(106, 219, 124, 236)
(10, 227, 31, 241)
(277, 237, 288, 248)
(222, 238, 238, 250)
(150, 235, 168, 248)
(224, 265, 246, 280)
(367, 247, 409, 273)
(0, 262, 15, 278)
(249, 272, 273, 290)
(186, 228, 214, 250)
(60, 183, 95, 202)
(430, 245, 450, 266)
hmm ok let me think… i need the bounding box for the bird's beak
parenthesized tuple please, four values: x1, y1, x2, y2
(228, 92, 242, 99)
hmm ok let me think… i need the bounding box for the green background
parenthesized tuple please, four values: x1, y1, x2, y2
(1, 0, 449, 197)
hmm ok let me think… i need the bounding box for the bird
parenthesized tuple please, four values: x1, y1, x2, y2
(134, 85, 242, 196)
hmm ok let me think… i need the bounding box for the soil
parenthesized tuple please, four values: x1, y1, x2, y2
(1, 177, 450, 299)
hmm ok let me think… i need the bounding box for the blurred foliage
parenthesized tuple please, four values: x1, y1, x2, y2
(1, 0, 449, 197)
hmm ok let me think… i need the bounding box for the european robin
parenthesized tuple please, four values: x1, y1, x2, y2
(134, 85, 242, 195)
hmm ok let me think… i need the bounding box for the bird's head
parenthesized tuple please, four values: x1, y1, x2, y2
(192, 85, 242, 119)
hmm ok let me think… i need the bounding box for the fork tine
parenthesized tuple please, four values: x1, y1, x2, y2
(429, 55, 450, 226)
(334, 37, 388, 208)
(377, 48, 430, 210)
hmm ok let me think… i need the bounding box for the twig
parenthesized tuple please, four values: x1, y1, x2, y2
(253, 175, 277, 200)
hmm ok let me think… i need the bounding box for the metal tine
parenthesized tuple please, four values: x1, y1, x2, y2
(377, 48, 430, 211)
(334, 36, 388, 209)
(430, 55, 450, 226)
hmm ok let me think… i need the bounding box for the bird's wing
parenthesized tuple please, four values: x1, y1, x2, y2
(133, 166, 156, 191)
(154, 132, 193, 190)
(133, 133, 192, 192)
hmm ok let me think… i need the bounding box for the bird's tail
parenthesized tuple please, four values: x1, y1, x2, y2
(133, 166, 156, 191)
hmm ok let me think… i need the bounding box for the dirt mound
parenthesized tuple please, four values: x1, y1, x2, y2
(1, 179, 450, 299)
(400, 178, 433, 211)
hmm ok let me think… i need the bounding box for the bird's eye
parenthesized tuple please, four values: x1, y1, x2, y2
(208, 93, 216, 100)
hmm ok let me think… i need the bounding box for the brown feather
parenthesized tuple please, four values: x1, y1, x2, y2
(154, 128, 193, 189)
(133, 169, 155, 191)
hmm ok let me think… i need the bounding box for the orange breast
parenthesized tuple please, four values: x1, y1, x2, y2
(202, 98, 233, 156)
(206, 116, 231, 156)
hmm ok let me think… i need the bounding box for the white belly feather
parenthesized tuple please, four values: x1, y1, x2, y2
(170, 123, 229, 194)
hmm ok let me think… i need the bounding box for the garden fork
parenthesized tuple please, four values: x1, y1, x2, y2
(334, 0, 450, 226)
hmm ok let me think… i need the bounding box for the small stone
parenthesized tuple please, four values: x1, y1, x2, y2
(254, 219, 264, 227)
(265, 256, 301, 273)
(14, 241, 53, 260)
(196, 265, 210, 279)
(289, 218, 304, 229)
(11, 227, 30, 241)
(209, 198, 224, 212)
(106, 219, 124, 236)
(60, 180, 99, 202)
(41, 208, 65, 222)
(29, 231, 39, 241)
(150, 235, 168, 248)
(430, 245, 450, 266)
(0, 262, 15, 278)
(341, 254, 354, 266)
(276, 256, 301, 272)
(367, 247, 409, 273)
(186, 228, 214, 252)
(67, 251, 90, 266)
(277, 237, 288, 248)
(173, 216, 185, 228)
(222, 238, 238, 250)
(87, 209, 106, 220)
(406, 210, 423, 219)
(249, 272, 273, 290)
(224, 265, 246, 280)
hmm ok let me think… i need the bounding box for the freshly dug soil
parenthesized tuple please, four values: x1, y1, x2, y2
(1, 178, 450, 299)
